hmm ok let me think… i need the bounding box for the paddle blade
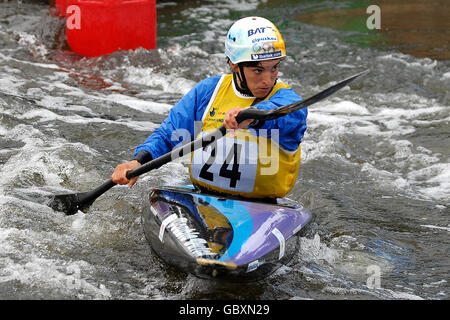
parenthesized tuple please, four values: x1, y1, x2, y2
(47, 179, 116, 215)
(48, 192, 91, 215)
(271, 69, 370, 117)
(235, 70, 369, 123)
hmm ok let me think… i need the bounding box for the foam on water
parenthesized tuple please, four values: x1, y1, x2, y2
(302, 88, 449, 204)
(0, 226, 111, 299)
(296, 233, 430, 300)
(0, 122, 101, 190)
(124, 66, 197, 96)
(421, 225, 450, 232)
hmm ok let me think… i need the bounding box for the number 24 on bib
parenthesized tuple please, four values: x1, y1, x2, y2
(190, 136, 258, 193)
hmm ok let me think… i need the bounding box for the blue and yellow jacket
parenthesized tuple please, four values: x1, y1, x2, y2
(134, 74, 307, 198)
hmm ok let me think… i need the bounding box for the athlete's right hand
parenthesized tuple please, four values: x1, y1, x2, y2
(224, 107, 254, 130)
(112, 160, 141, 188)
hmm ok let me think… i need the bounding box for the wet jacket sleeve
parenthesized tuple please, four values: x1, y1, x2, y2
(133, 76, 221, 163)
(252, 87, 307, 151)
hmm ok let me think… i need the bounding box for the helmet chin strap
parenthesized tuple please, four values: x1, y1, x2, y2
(233, 65, 254, 97)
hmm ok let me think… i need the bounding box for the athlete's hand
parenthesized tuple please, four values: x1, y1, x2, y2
(112, 160, 141, 188)
(224, 107, 254, 131)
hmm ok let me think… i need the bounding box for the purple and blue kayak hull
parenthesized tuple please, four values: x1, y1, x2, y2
(142, 186, 313, 282)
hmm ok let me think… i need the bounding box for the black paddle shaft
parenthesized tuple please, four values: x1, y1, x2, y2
(48, 70, 369, 215)
(49, 126, 228, 215)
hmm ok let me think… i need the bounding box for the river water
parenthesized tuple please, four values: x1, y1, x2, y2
(0, 0, 448, 300)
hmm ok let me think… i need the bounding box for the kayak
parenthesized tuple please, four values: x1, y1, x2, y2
(142, 185, 313, 282)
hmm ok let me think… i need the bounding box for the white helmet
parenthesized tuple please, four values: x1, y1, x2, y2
(225, 16, 286, 64)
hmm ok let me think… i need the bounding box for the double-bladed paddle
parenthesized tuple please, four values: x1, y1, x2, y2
(48, 70, 369, 215)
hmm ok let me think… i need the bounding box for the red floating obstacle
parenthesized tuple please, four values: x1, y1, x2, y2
(62, 0, 156, 57)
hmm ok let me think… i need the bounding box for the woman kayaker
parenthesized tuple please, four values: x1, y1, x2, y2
(112, 16, 308, 199)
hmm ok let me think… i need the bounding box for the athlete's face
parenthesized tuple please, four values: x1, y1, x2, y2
(232, 59, 281, 98)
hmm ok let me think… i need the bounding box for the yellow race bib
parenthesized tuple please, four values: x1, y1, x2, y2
(189, 74, 301, 198)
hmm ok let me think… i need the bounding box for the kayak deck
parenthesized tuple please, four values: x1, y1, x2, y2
(142, 185, 313, 282)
